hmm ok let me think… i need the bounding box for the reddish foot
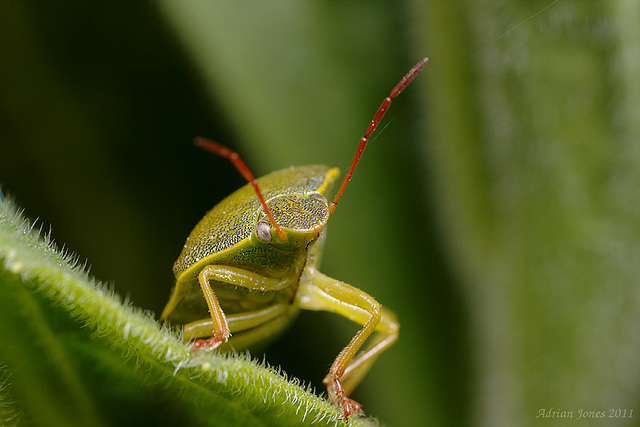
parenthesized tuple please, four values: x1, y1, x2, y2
(191, 336, 225, 352)
(325, 376, 362, 419)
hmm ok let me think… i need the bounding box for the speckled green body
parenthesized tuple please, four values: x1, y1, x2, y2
(162, 165, 339, 327)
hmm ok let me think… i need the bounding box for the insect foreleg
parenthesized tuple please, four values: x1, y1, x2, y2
(194, 265, 295, 349)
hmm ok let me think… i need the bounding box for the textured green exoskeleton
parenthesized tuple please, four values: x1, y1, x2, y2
(161, 57, 428, 419)
(162, 165, 340, 348)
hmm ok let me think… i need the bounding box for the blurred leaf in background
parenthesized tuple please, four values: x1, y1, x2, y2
(417, 1, 640, 426)
(1, 1, 639, 426)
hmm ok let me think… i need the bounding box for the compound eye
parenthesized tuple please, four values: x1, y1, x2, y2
(255, 221, 272, 243)
(309, 193, 327, 205)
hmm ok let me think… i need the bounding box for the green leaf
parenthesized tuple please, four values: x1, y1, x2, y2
(0, 196, 371, 426)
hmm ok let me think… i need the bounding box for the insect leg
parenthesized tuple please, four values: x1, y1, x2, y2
(197, 266, 230, 347)
(221, 306, 296, 351)
(183, 303, 289, 340)
(297, 266, 399, 419)
(338, 306, 398, 394)
(191, 265, 294, 350)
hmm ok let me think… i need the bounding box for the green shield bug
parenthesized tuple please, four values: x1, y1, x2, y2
(161, 57, 428, 419)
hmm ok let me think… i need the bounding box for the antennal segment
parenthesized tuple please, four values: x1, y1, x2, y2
(329, 57, 429, 216)
(195, 137, 288, 241)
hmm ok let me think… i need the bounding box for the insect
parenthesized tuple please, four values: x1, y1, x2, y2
(161, 57, 428, 419)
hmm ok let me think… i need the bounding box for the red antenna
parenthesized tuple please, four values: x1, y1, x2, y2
(194, 137, 288, 241)
(329, 57, 429, 216)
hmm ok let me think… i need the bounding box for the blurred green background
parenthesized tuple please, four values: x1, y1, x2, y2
(1, 1, 638, 426)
